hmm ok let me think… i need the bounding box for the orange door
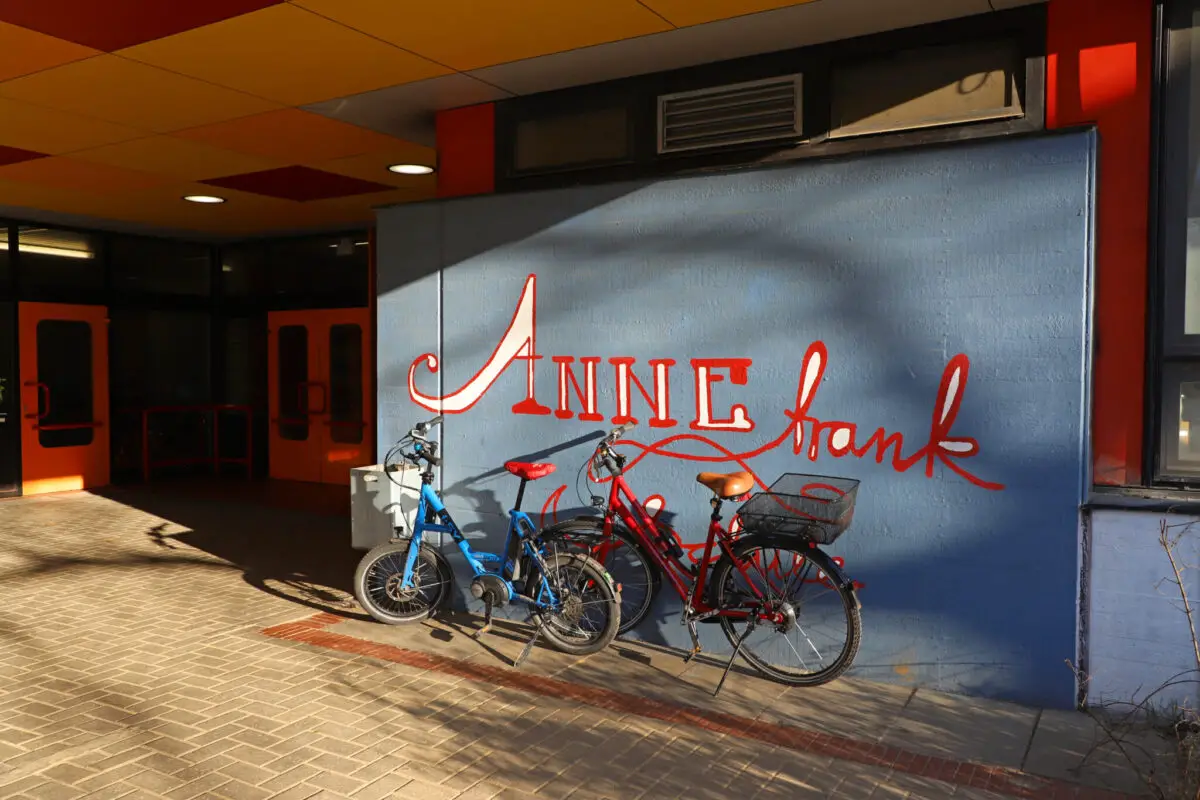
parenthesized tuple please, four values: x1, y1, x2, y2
(19, 302, 109, 496)
(268, 309, 372, 485)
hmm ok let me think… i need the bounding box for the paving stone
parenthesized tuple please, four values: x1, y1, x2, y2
(0, 488, 1148, 800)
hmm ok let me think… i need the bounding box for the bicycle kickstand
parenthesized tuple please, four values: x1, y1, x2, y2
(713, 618, 757, 698)
(514, 619, 540, 669)
(682, 614, 702, 664)
(474, 595, 494, 641)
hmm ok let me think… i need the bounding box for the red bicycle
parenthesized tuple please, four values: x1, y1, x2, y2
(542, 422, 863, 692)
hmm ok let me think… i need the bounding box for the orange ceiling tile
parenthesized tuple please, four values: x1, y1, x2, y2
(0, 55, 280, 134)
(639, 0, 816, 27)
(0, 156, 170, 194)
(171, 109, 417, 164)
(0, 21, 97, 81)
(315, 147, 437, 191)
(69, 135, 283, 182)
(0, 96, 144, 154)
(118, 4, 450, 107)
(289, 0, 672, 71)
(0, 178, 111, 217)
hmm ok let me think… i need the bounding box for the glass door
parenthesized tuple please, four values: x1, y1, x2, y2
(0, 302, 18, 497)
(18, 302, 109, 495)
(320, 309, 371, 485)
(267, 311, 323, 483)
(267, 308, 372, 485)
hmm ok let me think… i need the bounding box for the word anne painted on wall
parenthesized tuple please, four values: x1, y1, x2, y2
(408, 274, 1003, 491)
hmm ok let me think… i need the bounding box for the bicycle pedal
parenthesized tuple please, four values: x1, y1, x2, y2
(472, 622, 491, 640)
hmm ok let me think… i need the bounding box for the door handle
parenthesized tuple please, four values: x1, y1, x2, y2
(297, 381, 328, 415)
(23, 382, 49, 420)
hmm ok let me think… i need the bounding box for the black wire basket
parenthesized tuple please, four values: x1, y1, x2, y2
(735, 473, 860, 545)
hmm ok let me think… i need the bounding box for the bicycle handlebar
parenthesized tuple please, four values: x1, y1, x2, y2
(605, 421, 636, 444)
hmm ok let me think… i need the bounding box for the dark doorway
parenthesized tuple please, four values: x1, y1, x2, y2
(0, 302, 19, 496)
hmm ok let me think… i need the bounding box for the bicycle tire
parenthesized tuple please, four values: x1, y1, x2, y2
(354, 540, 452, 625)
(534, 552, 622, 657)
(542, 518, 661, 635)
(710, 534, 861, 687)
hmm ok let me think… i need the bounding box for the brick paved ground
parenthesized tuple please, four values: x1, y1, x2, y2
(0, 488, 1156, 800)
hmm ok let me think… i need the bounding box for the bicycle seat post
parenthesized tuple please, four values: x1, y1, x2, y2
(513, 477, 529, 512)
(710, 496, 723, 523)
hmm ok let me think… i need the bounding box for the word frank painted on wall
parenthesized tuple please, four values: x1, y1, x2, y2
(408, 274, 1003, 491)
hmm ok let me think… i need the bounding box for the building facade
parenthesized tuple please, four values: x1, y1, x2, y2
(375, 0, 1200, 711)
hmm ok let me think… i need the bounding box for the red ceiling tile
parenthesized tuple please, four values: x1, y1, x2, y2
(200, 165, 395, 202)
(0, 0, 285, 51)
(0, 145, 47, 166)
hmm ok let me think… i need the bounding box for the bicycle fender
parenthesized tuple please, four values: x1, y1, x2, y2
(724, 535, 862, 611)
(539, 515, 607, 543)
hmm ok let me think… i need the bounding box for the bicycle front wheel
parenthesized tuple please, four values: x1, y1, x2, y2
(354, 540, 452, 625)
(710, 535, 861, 687)
(533, 552, 621, 656)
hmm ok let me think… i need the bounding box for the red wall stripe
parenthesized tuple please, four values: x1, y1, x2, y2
(435, 104, 496, 199)
(1047, 0, 1153, 486)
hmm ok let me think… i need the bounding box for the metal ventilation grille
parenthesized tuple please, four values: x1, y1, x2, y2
(657, 74, 803, 155)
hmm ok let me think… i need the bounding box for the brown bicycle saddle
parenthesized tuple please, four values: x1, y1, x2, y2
(695, 471, 754, 499)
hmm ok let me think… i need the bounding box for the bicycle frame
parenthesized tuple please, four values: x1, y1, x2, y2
(597, 472, 760, 622)
(399, 480, 559, 608)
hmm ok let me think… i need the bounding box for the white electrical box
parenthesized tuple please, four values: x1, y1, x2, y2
(350, 464, 422, 551)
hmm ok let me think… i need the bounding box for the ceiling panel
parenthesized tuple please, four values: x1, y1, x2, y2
(170, 109, 416, 163)
(0, 0, 285, 52)
(0, 156, 171, 194)
(469, 0, 993, 95)
(0, 56, 280, 133)
(200, 165, 396, 202)
(289, 0, 672, 72)
(0, 178, 110, 217)
(0, 146, 47, 166)
(69, 136, 285, 182)
(0, 21, 97, 82)
(119, 4, 450, 107)
(642, 0, 818, 28)
(0, 96, 145, 154)
(304, 73, 513, 147)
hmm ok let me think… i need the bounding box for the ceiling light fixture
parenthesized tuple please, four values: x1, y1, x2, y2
(388, 164, 435, 175)
(0, 241, 94, 259)
(183, 194, 226, 204)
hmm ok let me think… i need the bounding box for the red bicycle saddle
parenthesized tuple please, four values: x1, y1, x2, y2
(504, 461, 556, 481)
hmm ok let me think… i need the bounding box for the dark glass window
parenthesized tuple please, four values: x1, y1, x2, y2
(830, 40, 1025, 139)
(17, 226, 103, 295)
(277, 325, 309, 441)
(110, 236, 211, 296)
(268, 235, 369, 304)
(220, 243, 269, 299)
(36, 319, 94, 448)
(0, 224, 11, 294)
(328, 323, 364, 445)
(1157, 2, 1200, 480)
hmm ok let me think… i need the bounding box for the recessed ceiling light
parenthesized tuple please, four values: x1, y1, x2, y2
(183, 195, 226, 204)
(388, 164, 435, 175)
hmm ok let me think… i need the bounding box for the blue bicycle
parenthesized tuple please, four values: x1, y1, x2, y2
(352, 416, 621, 664)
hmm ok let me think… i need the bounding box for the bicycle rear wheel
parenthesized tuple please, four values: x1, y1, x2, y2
(543, 518, 660, 635)
(709, 535, 861, 687)
(533, 552, 621, 656)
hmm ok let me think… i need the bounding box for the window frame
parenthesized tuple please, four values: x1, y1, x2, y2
(1151, 0, 1200, 484)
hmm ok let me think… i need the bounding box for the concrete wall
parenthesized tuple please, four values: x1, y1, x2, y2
(1088, 509, 1200, 710)
(376, 130, 1097, 709)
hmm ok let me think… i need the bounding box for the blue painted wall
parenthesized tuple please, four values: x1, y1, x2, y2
(376, 131, 1096, 709)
